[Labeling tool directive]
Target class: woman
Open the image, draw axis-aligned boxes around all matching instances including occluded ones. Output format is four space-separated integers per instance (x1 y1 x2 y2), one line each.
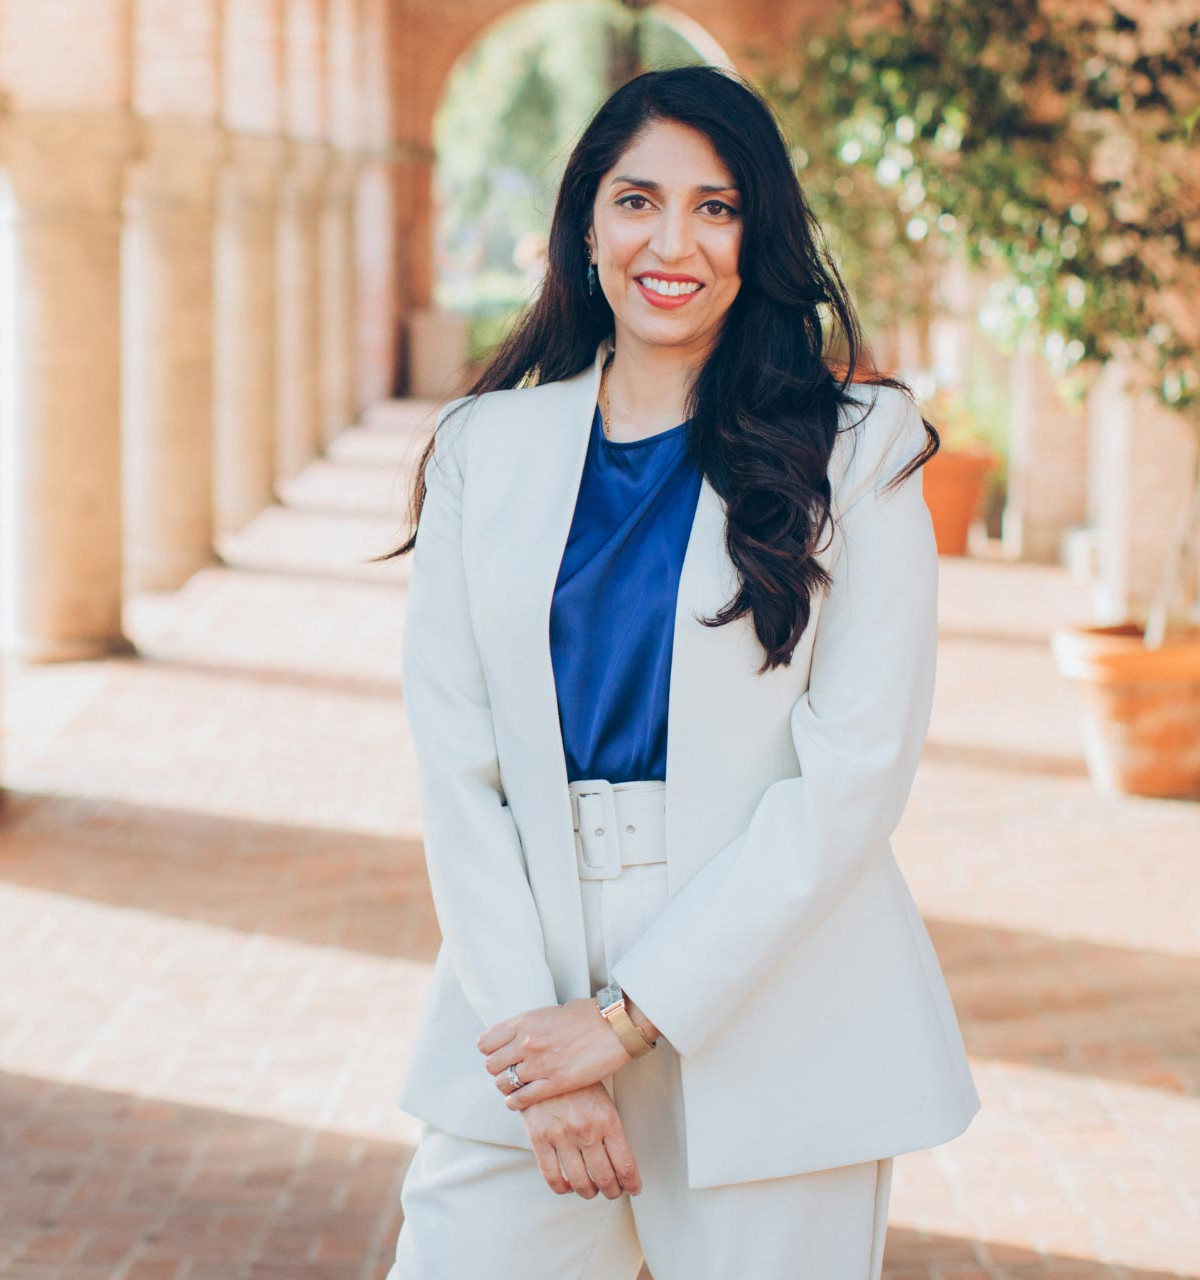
381 65 980 1279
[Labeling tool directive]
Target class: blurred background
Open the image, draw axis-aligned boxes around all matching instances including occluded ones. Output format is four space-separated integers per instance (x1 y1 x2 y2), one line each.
0 1 1197 1277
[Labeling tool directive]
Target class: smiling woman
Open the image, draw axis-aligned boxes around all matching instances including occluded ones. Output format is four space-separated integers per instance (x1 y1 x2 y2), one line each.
377 64 975 1280
583 122 743 434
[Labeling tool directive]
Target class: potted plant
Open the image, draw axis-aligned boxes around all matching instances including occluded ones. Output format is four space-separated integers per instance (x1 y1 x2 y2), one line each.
1050 623 1200 801
767 0 1200 798
1050 403 1200 800
917 386 1004 556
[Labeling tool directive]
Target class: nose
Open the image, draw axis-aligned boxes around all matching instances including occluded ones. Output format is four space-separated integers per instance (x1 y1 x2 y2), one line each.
648 203 694 264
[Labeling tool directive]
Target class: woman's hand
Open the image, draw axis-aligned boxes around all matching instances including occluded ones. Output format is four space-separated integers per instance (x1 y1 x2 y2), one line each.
518 1081 643 1198
476 995 659 1109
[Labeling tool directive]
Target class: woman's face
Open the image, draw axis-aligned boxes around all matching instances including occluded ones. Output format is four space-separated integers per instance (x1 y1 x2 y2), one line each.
584 119 743 357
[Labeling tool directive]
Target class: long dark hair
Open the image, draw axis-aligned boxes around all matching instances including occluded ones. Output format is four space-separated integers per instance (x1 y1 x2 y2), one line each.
377 64 938 673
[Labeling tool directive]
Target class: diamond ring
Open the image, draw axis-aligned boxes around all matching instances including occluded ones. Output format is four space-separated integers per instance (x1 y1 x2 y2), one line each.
504 1064 523 1090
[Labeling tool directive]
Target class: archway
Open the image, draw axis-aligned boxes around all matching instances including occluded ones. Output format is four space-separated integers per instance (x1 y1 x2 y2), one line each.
388 0 817 392
430 0 733 371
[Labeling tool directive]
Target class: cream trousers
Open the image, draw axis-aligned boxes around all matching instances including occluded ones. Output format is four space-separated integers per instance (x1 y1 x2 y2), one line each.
388 859 892 1280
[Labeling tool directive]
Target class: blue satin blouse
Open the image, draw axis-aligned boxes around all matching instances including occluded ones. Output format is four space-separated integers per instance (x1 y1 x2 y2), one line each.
549 403 703 784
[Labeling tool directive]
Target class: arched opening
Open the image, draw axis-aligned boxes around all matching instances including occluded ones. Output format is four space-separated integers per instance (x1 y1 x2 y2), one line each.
423 0 733 383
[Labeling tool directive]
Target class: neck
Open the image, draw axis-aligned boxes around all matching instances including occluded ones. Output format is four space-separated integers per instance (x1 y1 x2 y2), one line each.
604 327 709 432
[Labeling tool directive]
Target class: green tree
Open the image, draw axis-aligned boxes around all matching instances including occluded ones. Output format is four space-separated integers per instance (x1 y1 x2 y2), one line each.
765 0 1200 639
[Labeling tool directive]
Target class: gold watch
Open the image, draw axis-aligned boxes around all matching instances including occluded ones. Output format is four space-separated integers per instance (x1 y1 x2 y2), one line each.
595 980 657 1057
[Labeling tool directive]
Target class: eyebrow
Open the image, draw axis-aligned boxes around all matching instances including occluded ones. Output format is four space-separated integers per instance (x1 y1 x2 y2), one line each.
608 175 740 195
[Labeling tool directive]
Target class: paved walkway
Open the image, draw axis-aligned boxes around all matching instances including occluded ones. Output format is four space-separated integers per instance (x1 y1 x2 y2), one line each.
1 400 1197 1280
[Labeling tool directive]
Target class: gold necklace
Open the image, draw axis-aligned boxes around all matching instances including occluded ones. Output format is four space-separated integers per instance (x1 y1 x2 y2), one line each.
601 352 614 439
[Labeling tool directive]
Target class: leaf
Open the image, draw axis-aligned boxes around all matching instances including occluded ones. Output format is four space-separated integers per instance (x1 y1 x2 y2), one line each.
1185 104 1200 143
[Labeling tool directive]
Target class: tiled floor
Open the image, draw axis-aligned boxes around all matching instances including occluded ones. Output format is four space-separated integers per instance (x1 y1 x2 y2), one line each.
1 399 1197 1279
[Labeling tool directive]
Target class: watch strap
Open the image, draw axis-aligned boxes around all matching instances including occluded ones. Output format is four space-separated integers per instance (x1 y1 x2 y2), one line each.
596 981 656 1057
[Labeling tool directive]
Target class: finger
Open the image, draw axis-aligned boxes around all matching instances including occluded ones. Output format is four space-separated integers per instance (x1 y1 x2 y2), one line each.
486 1044 531 1078
555 1141 599 1199
532 1138 571 1195
476 1020 515 1054
602 1129 643 1196
494 1064 531 1095
504 1076 559 1109
579 1141 623 1200
503 1061 591 1108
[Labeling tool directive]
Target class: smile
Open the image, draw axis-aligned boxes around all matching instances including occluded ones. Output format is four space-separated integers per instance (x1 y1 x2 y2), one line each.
635 276 705 309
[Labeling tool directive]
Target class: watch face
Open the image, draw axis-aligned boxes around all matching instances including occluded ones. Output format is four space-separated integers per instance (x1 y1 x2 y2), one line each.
596 980 623 1012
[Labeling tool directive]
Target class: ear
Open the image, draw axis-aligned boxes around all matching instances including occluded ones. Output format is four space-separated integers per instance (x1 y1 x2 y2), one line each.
583 226 595 259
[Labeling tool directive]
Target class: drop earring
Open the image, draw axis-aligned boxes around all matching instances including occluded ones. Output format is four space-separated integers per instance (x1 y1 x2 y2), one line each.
586 251 597 297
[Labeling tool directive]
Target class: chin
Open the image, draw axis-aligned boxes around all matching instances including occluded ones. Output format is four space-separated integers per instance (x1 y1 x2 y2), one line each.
623 318 705 345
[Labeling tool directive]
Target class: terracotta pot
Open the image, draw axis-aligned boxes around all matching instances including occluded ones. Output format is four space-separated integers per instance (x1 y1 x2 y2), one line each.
921 447 998 556
1051 622 1200 800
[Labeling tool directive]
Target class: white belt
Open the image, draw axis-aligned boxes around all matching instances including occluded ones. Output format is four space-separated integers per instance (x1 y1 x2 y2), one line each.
568 778 667 880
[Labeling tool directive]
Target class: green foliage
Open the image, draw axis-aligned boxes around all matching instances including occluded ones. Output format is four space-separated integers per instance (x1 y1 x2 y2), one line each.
465 309 521 365
433 0 706 323
924 383 1006 458
764 0 1200 426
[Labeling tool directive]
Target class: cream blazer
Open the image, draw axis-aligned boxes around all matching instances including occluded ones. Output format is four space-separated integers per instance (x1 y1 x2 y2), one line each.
395 334 981 1190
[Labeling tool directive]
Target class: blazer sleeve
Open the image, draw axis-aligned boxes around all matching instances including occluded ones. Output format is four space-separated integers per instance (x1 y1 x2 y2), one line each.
401 398 561 1030
610 389 938 1060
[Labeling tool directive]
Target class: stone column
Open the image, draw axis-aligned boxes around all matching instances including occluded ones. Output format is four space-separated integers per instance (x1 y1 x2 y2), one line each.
1087 360 1200 623
353 150 402 406
323 0 366 427
356 0 399 403
0 109 139 660
390 145 435 395
1002 332 1089 563
276 138 326 480
318 148 360 447
213 131 285 536
123 119 225 589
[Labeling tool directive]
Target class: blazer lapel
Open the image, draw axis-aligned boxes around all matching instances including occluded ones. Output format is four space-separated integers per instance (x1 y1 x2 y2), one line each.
515 335 736 880
662 442 737 895
520 335 736 792
473 334 739 996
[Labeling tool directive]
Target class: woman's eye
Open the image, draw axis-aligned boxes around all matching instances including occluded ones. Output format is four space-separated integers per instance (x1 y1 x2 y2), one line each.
615 194 739 216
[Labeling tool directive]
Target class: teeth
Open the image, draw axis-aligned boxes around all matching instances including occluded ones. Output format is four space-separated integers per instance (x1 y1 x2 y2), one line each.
638 277 701 297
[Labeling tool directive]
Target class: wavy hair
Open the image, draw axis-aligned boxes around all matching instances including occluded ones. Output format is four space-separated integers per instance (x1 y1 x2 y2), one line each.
376 65 938 673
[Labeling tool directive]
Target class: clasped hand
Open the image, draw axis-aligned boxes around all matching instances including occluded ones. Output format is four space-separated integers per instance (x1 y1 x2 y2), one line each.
475 996 640 1111
475 997 657 1199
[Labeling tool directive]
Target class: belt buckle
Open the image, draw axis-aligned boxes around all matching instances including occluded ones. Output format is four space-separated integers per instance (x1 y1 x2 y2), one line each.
571 779 623 880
